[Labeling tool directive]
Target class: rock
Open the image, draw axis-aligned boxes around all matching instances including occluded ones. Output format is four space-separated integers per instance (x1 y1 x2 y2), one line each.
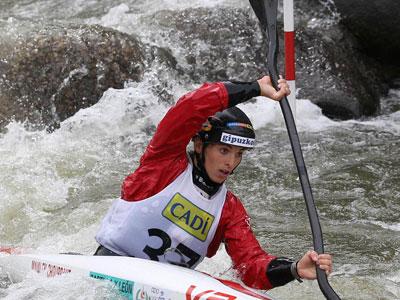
334 0 400 74
295 22 386 119
148 6 387 119
147 8 266 82
0 2 394 128
0 24 145 130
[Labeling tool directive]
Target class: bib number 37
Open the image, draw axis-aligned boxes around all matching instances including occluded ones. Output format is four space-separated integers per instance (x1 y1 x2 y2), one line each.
142 228 201 268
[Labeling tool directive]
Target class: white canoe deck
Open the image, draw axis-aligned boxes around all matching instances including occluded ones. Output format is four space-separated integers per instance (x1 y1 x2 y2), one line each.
0 249 276 300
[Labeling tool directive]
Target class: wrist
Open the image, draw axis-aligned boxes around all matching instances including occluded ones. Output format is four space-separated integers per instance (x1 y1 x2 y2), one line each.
266 257 295 287
290 260 303 283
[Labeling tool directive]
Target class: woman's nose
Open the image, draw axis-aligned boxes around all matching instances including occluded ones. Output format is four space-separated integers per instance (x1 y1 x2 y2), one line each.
225 154 236 168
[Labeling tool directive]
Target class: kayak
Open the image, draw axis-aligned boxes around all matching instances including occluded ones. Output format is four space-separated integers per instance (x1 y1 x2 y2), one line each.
0 247 277 300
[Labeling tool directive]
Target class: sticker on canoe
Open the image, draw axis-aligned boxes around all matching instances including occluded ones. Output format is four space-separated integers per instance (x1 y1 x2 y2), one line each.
90 271 134 300
31 260 71 277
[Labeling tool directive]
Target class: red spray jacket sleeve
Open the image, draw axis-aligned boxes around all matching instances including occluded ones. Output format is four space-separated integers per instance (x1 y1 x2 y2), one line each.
122 82 229 201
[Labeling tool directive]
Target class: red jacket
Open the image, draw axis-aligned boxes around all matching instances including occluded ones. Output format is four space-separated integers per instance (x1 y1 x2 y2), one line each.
121 82 276 290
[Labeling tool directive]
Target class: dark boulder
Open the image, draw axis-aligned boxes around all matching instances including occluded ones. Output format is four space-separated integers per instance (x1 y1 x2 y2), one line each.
334 0 400 76
295 21 386 119
0 24 145 130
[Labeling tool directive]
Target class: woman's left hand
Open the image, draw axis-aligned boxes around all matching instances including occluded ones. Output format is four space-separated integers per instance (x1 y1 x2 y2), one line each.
296 250 333 280
257 75 291 101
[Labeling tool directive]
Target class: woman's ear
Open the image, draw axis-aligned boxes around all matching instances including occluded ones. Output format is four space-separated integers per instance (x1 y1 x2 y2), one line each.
193 137 203 154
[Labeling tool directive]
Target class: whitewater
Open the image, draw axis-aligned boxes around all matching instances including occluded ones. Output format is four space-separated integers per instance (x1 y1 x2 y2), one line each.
0 1 399 299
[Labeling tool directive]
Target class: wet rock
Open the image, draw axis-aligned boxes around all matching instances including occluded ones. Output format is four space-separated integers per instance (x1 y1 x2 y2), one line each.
0 24 145 130
148 6 387 119
145 45 180 106
0 2 394 127
295 22 386 119
147 8 266 83
334 0 400 75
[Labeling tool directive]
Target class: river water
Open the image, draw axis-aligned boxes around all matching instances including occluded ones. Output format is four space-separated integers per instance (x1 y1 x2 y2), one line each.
0 1 399 299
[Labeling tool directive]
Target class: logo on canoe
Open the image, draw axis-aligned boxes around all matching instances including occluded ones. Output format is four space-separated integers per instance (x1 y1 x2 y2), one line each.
186 285 237 300
31 260 71 278
135 287 173 300
135 288 150 300
162 193 215 241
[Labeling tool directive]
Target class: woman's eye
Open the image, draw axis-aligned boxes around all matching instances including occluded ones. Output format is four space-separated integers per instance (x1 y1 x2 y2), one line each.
220 148 228 154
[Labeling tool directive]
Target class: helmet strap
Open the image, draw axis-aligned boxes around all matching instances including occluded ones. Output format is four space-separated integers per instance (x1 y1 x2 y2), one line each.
191 145 222 198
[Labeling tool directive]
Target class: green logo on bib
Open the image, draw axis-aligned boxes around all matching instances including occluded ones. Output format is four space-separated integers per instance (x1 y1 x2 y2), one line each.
162 193 215 241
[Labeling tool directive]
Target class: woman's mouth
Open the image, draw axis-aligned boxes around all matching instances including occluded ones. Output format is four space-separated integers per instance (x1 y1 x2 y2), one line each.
219 169 230 177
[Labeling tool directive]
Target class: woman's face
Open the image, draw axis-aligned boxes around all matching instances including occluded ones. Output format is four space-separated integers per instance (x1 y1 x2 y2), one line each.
201 143 245 183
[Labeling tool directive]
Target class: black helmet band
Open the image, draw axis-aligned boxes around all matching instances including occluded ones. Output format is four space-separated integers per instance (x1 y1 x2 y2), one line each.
199 107 256 149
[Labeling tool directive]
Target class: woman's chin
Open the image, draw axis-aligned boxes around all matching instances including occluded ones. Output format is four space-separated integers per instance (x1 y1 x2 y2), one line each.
211 174 228 184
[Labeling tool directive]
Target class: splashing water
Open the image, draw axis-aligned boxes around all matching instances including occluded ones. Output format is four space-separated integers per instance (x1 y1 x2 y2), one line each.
0 1 399 299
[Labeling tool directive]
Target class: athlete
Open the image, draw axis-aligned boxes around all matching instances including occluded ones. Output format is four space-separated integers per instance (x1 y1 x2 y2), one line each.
94 76 333 289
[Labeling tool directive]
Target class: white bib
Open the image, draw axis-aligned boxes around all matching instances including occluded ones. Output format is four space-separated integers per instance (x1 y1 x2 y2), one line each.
95 163 227 268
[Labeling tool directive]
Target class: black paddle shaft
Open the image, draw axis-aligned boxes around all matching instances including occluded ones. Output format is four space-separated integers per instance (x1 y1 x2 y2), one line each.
249 0 341 299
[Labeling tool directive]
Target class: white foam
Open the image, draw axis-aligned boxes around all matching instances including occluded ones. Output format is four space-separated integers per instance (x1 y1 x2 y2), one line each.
197 246 237 279
368 220 400 232
239 97 338 132
85 0 248 34
0 78 172 250
343 111 400 136
1 269 123 299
